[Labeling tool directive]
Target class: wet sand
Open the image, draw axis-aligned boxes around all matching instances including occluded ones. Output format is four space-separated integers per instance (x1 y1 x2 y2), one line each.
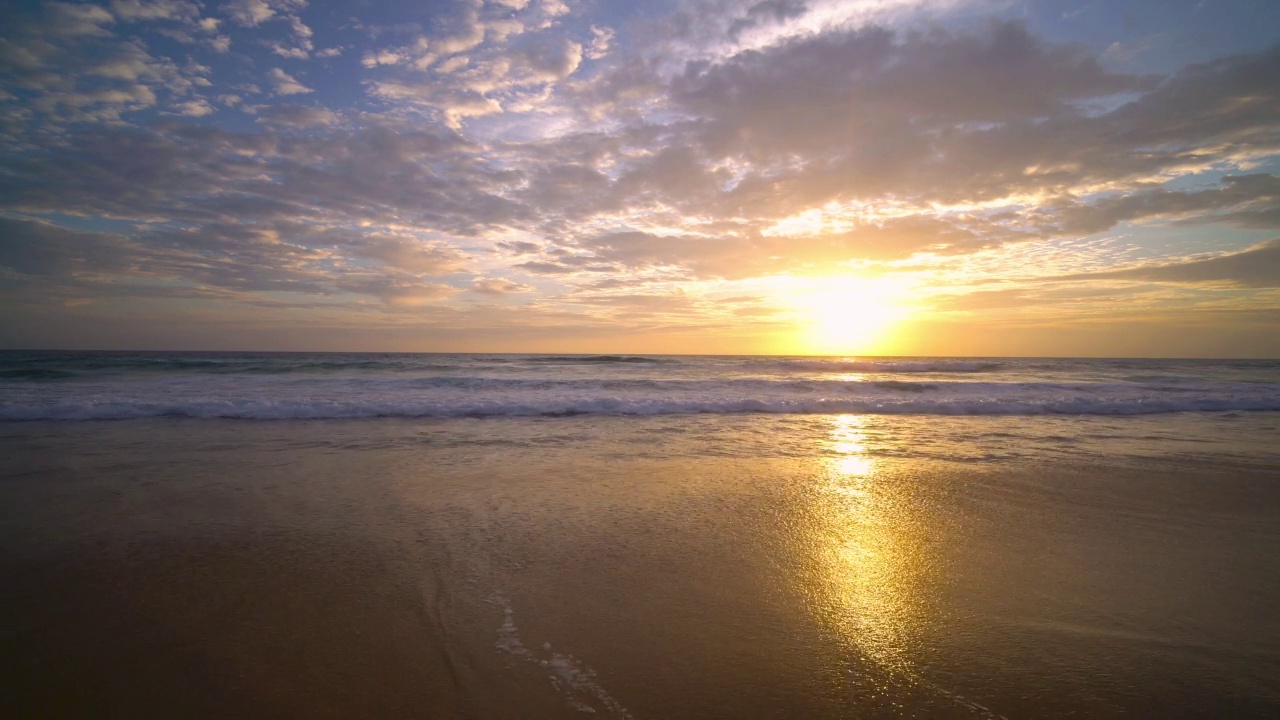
4 416 1280 718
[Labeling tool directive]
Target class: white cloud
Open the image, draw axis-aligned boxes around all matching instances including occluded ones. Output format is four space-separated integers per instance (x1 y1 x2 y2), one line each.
370 80 503 128
362 49 408 68
436 56 470 73
172 98 215 116
47 2 116 37
473 277 534 294
267 68 313 95
109 0 201 23
224 0 307 27
540 0 570 18
586 25 614 60
272 44 311 59
225 0 275 26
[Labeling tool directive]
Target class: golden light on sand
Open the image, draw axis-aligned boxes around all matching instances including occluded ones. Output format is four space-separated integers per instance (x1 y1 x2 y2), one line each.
792 277 910 355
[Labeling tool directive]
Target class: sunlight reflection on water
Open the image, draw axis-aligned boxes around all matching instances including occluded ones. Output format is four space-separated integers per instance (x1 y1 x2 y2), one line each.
814 414 928 682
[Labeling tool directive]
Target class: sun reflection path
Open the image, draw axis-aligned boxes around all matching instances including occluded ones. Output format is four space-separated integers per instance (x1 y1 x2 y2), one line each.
813 415 1006 718
817 414 921 676
829 413 876 480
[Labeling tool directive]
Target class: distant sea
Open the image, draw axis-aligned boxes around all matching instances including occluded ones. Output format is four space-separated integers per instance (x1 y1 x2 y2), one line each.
4 351 1280 717
3 350 1280 420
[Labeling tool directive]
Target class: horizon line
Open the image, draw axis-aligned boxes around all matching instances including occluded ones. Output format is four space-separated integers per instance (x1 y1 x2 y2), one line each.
2 348 1277 362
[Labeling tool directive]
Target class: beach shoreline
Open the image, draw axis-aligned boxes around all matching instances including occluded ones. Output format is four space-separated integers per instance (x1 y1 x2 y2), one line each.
4 416 1279 718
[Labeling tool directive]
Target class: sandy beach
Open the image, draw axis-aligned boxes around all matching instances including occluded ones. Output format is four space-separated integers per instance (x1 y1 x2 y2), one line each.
5 412 1280 718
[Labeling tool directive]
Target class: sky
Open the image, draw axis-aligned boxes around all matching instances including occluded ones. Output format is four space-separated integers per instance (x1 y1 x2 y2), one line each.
0 0 1278 356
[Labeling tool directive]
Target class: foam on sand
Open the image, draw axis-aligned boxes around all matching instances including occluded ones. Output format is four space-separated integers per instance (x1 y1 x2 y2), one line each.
492 594 631 718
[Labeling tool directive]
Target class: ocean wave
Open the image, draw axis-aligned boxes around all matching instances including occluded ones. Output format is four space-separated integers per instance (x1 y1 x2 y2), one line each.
0 357 465 378
872 381 938 392
0 375 1192 394
4 395 1279 421
522 355 669 364
0 368 78 380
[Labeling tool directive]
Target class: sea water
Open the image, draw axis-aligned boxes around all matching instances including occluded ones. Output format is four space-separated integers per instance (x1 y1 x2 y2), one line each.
3 351 1279 420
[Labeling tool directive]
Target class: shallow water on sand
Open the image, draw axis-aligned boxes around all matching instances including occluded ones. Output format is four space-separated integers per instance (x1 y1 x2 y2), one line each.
3 413 1280 718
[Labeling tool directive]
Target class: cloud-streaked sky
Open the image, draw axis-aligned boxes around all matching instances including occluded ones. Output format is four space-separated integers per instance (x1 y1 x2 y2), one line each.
1 0 1278 356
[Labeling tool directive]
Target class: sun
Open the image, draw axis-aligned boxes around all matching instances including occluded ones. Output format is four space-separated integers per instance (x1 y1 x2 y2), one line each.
793 277 909 355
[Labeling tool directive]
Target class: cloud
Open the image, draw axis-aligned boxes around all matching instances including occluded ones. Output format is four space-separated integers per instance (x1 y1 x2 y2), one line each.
253 103 338 127
515 260 584 275
382 285 459 309
0 215 471 309
671 20 1151 180
531 19 1205 253
109 0 202 24
539 0 570 19
1046 174 1280 235
267 68 313 95
359 0 594 129
46 2 116 37
539 23 1276 264
271 44 311 59
0 119 524 238
0 217 130 276
586 25 614 60
224 0 305 27
362 49 409 68
504 36 583 86
172 98 215 116
2 2 1279 351
0 7 218 133
349 235 469 274
577 231 742 275
1053 240 1280 288
225 0 275 27
473 277 534 294
728 0 808 42
562 291 698 315
371 81 504 128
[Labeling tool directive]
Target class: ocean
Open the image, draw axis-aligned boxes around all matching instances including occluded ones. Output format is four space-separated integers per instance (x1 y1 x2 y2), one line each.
4 352 1280 420
3 352 1280 717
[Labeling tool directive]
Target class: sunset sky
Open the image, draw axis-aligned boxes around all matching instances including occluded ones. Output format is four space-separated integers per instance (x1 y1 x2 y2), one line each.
1 0 1278 356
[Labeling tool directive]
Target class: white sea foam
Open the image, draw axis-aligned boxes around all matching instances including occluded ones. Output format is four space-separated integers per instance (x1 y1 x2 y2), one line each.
491 594 631 718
